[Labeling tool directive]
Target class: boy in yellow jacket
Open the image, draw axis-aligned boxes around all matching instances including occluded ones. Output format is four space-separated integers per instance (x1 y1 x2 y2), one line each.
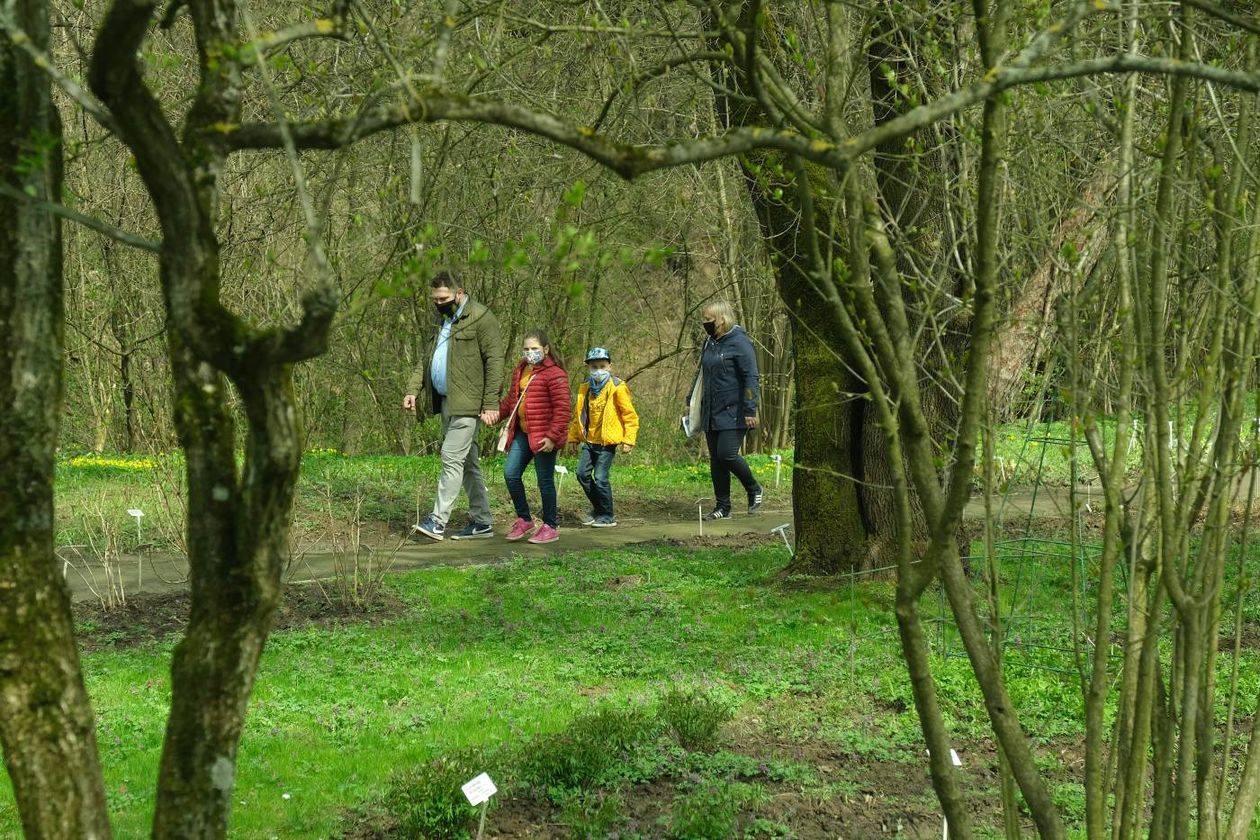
567 347 639 527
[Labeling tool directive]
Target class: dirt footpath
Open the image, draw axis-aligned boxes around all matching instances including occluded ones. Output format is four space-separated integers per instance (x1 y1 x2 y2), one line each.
63 486 1091 605
63 506 798 604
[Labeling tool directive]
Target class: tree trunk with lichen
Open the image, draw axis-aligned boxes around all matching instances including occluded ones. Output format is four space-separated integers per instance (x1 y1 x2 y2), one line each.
0 0 114 836
708 6 889 574
90 1 337 835
745 163 878 573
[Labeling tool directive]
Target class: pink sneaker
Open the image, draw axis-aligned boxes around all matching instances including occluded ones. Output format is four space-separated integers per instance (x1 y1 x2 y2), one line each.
505 517 536 542
527 524 559 544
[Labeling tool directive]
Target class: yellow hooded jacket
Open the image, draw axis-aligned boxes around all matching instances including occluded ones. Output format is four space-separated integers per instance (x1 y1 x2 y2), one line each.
567 377 639 446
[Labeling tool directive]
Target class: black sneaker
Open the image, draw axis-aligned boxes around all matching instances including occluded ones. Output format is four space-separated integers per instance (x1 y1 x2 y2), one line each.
748 489 764 514
705 509 731 521
450 521 493 540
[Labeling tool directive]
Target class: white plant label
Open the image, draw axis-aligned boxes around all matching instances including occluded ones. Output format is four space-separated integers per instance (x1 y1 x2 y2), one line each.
926 748 963 767
127 509 144 518
462 772 497 806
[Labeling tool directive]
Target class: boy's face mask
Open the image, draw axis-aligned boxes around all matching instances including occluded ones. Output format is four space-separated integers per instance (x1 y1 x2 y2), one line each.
589 368 611 385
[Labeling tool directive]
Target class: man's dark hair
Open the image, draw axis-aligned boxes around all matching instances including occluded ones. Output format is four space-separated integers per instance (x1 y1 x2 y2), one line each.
430 270 462 292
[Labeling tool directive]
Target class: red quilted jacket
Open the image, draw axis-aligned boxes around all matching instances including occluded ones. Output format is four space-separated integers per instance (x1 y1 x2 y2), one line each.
497 356 572 453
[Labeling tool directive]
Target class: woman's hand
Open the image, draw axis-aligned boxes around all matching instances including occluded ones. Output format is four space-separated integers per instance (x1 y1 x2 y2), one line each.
744 416 759 428
538 437 557 453
479 409 501 425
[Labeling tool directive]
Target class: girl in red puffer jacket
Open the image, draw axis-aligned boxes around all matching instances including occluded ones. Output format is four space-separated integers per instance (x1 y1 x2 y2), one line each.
493 329 572 544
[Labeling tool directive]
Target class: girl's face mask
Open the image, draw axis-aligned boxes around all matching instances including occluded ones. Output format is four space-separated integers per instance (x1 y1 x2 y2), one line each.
523 348 545 366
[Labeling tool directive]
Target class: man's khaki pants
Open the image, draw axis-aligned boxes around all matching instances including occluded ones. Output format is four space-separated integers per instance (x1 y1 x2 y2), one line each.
431 403 492 527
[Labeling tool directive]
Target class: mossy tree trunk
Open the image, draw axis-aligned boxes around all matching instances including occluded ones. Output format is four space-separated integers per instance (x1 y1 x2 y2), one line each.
90 1 337 835
708 6 888 574
0 0 113 835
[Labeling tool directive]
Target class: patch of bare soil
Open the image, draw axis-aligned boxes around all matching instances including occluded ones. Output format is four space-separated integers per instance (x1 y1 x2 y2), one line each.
73 586 408 653
474 733 1024 840
1219 621 1260 651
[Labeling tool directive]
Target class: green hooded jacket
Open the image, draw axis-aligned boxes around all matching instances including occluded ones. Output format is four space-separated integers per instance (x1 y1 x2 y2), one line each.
406 298 505 418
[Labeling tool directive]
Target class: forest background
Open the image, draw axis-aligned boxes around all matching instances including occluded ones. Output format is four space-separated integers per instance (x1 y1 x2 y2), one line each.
9 0 1260 838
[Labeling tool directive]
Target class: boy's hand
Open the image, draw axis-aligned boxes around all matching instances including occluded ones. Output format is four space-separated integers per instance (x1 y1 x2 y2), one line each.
620 444 634 454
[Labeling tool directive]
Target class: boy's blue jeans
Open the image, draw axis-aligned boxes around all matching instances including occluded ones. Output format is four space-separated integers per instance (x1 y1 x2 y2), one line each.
576 443 617 517
504 433 558 527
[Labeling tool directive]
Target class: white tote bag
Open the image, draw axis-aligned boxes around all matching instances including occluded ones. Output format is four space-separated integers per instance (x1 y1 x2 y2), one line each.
497 381 529 453
682 369 704 438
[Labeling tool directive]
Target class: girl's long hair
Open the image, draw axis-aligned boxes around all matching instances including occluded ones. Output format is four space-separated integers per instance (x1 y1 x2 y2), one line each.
523 328 565 370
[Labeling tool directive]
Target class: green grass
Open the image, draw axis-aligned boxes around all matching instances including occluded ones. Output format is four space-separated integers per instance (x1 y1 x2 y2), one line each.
52 448 796 551
2 543 1258 836
56 405 1241 552
55 406 1223 555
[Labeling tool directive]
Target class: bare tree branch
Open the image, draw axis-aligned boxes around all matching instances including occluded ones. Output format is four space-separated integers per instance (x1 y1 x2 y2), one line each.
224 50 1260 180
0 10 118 134
592 50 731 130
1183 0 1260 37
0 182 160 252
241 15 349 63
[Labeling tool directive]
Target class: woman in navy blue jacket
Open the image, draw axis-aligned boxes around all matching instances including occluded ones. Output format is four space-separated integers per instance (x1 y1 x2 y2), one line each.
697 301 764 519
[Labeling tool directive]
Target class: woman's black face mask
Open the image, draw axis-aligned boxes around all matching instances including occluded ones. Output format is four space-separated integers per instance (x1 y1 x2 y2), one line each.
702 320 717 338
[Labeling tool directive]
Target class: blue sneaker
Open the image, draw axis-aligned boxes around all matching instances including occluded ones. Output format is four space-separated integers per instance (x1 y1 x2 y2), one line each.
411 515 445 542
450 521 493 540
580 510 596 526
592 515 617 528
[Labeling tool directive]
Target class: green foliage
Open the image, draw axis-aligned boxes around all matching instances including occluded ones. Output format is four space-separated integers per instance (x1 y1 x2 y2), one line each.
559 788 629 839
667 779 760 840
516 705 658 794
15 540 1255 836
658 686 733 753
381 750 486 840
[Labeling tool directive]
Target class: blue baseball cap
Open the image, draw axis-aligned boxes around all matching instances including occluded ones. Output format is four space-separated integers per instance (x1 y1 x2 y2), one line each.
585 347 611 363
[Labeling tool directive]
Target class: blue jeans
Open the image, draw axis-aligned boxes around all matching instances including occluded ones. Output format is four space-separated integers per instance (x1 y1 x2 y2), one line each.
577 443 617 517
503 433 558 527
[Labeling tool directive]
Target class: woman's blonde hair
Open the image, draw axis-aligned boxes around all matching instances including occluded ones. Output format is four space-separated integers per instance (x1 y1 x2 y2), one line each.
702 300 737 335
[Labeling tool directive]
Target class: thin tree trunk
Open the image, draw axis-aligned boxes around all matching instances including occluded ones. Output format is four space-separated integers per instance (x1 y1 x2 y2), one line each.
90 1 337 835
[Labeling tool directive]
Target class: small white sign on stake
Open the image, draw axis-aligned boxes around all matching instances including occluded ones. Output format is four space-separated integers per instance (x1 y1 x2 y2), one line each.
925 748 964 840
462 772 497 807
127 508 145 549
462 772 497 840
771 523 792 555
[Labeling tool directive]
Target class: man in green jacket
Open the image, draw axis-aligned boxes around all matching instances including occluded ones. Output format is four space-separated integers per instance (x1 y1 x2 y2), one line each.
403 271 505 541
